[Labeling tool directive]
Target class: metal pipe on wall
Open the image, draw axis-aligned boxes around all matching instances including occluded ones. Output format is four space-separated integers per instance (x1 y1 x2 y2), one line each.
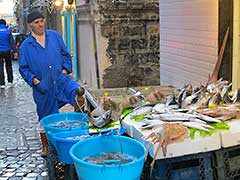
72 9 78 80
62 8 78 80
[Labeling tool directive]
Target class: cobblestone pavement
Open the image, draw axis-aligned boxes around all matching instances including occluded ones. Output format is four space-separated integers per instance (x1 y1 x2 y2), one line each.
0 61 49 180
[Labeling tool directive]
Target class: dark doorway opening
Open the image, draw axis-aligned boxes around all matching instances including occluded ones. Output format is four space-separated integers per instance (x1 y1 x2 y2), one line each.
218 0 233 82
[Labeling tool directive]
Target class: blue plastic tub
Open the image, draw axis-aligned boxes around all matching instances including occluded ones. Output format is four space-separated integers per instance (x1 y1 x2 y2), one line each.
70 135 146 180
53 130 90 164
40 112 89 148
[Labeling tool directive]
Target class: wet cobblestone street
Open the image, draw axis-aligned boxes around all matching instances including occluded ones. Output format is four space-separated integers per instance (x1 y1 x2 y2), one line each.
0 61 48 179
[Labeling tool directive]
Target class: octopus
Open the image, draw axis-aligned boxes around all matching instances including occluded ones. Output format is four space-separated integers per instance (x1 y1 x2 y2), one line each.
143 123 189 177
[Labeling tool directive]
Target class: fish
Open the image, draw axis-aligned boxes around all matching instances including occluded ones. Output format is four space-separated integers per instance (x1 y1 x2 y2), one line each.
130 104 153 116
181 89 202 109
177 122 211 132
166 94 179 106
187 93 212 110
128 88 146 101
145 89 165 104
208 92 222 106
231 89 240 103
140 119 166 129
102 96 122 120
207 78 228 94
195 113 221 123
176 83 193 104
158 112 199 119
220 83 233 104
143 123 189 177
198 103 240 120
189 118 207 124
216 114 236 121
89 110 112 128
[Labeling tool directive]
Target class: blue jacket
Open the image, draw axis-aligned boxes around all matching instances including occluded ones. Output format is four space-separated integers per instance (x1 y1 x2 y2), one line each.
0 24 16 52
19 30 79 120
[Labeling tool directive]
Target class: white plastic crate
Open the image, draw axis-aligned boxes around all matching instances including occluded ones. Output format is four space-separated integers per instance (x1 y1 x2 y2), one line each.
122 115 221 160
220 119 240 148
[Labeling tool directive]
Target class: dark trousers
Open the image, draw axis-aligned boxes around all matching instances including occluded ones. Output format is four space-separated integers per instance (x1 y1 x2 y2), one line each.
0 51 13 85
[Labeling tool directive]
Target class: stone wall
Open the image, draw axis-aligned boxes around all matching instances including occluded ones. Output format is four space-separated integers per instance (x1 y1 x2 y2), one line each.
76 0 160 88
97 0 160 88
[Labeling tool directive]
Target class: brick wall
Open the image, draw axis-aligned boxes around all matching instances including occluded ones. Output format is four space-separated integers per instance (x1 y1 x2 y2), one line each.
99 1 160 88
77 0 160 88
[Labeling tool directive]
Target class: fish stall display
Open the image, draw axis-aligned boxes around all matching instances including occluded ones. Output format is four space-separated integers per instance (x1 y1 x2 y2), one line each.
87 79 240 132
110 79 240 174
83 79 240 164
81 79 240 178
84 85 175 133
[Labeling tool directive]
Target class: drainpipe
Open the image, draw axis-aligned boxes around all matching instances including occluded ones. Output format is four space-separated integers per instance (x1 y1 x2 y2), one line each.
66 10 71 51
61 3 78 80
72 9 78 80
90 6 100 89
63 11 68 44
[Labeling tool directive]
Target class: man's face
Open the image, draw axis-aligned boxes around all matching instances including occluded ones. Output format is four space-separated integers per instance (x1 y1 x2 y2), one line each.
29 18 45 35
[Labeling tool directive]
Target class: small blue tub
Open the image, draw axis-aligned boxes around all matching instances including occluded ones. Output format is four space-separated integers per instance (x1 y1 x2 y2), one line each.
70 135 146 180
40 112 89 148
53 130 90 164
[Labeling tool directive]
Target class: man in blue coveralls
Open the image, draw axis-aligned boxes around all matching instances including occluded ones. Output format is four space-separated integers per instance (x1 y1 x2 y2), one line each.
19 11 85 157
0 19 17 88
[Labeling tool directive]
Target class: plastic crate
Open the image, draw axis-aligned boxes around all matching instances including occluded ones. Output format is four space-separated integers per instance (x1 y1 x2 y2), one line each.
46 143 78 180
141 152 214 180
213 145 240 180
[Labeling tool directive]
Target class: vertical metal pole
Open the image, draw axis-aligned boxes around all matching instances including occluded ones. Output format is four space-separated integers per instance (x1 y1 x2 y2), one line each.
72 9 78 80
63 11 68 46
66 10 71 52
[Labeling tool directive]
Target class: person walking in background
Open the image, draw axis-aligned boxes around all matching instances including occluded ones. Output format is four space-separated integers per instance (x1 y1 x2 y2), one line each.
19 10 85 157
0 19 17 88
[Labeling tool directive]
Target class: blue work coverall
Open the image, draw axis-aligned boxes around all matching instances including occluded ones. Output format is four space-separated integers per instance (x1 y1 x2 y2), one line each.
0 24 16 86
19 30 79 120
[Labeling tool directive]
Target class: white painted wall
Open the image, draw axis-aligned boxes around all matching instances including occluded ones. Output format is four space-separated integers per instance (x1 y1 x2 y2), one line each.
77 6 98 88
159 0 218 88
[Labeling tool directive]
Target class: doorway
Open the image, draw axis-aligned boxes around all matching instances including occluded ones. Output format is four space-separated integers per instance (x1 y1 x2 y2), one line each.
218 0 233 82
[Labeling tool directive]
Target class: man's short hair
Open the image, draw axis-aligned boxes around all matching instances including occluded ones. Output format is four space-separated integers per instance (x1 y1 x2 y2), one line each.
0 19 6 25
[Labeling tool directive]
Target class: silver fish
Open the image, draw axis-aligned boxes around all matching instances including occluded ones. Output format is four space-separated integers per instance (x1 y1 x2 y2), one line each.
89 110 112 128
131 105 153 116
189 118 207 124
177 84 193 104
166 94 179 106
231 89 240 103
208 92 222 105
181 89 202 109
159 112 199 118
177 122 211 132
187 94 212 110
194 112 221 123
152 103 168 113
141 120 165 129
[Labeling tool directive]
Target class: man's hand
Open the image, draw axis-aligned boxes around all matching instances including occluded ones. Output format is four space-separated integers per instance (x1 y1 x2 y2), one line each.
32 77 40 85
62 69 68 74
13 52 18 59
